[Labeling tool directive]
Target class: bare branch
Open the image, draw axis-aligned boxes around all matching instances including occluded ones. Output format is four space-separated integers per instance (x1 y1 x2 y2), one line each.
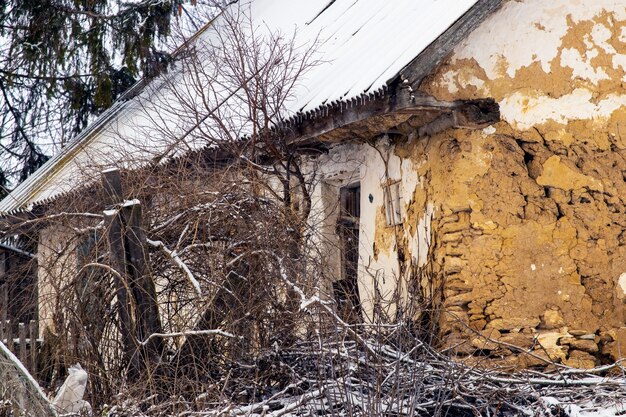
139 329 237 346
147 238 202 296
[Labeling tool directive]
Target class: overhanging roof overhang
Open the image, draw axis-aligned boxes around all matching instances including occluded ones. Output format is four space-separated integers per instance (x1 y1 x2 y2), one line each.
282 85 499 147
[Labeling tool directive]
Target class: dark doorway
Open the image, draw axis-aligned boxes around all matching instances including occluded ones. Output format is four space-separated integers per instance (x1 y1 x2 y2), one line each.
334 184 362 322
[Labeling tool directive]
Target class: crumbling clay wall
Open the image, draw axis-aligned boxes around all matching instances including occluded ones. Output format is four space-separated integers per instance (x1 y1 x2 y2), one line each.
409 0 626 368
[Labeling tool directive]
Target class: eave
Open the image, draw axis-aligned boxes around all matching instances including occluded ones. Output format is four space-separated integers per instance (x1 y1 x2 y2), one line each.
282 84 500 148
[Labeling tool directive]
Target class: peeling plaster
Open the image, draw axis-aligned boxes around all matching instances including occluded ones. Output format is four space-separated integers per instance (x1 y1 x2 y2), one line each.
560 47 609 83
418 0 626 366
499 88 626 131
620 26 626 42
452 0 626 80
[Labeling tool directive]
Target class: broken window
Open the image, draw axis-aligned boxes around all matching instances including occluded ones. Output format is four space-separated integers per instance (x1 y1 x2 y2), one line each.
383 181 402 226
335 184 361 322
340 184 360 219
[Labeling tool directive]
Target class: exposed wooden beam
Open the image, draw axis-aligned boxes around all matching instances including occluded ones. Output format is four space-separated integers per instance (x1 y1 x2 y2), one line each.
418 98 500 137
284 86 444 144
283 84 500 146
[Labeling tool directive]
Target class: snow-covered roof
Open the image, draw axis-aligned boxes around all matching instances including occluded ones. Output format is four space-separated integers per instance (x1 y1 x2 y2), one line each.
257 0 478 113
0 0 497 215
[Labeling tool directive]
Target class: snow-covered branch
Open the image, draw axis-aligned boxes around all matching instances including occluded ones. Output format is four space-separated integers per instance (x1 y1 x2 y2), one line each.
147 238 202 296
0 341 57 417
14 212 103 228
139 329 237 346
236 248 379 358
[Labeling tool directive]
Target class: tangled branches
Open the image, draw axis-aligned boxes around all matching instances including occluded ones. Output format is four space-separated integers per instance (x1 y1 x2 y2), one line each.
104 323 626 417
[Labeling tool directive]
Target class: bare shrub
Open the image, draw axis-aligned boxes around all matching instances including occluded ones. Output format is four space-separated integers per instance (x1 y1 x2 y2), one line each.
0 5 324 406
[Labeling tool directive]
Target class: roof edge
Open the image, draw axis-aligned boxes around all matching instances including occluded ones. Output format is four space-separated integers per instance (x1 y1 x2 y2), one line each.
0 5 234 215
389 0 503 89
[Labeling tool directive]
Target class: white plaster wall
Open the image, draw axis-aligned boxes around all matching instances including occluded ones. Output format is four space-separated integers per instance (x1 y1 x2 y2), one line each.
37 226 79 337
358 141 402 320
434 0 626 133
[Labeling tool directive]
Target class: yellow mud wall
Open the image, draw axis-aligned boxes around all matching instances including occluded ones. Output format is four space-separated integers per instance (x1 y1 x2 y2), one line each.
409 0 626 367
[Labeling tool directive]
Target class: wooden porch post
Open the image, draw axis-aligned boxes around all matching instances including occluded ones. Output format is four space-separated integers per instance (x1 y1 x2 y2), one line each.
101 168 163 380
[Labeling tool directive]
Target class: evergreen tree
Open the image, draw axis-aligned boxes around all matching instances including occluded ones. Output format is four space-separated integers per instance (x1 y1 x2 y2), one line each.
0 0 211 198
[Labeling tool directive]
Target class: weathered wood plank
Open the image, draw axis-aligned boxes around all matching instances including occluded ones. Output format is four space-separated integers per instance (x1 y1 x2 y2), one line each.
285 93 499 147
0 283 7 323
18 323 26 365
29 320 37 376
102 169 163 379
104 209 139 379
6 320 13 352
101 168 124 206
122 202 163 359
284 88 449 145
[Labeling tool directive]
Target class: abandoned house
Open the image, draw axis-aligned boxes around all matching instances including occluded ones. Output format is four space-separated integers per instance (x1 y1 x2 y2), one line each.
2 0 626 371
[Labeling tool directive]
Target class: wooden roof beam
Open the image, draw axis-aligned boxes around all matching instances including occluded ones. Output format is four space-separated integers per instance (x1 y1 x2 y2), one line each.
283 83 500 145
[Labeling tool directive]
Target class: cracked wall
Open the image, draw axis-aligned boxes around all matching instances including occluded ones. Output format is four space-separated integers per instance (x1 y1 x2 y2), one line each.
410 0 626 368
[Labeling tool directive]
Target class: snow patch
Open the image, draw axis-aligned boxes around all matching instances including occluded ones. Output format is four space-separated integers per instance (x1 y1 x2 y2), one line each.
618 272 626 298
122 199 141 207
482 125 496 135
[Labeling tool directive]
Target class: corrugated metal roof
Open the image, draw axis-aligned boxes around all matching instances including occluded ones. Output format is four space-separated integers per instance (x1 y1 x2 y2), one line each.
0 0 483 214
257 0 478 113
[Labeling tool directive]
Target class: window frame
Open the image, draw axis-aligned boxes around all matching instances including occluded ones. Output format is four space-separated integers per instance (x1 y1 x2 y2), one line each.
383 181 402 227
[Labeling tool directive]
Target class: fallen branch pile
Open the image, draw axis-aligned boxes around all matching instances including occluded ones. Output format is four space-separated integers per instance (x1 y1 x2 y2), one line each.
104 327 626 417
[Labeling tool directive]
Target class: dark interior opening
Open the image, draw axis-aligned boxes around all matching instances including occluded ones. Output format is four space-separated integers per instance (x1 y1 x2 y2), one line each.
335 184 362 323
